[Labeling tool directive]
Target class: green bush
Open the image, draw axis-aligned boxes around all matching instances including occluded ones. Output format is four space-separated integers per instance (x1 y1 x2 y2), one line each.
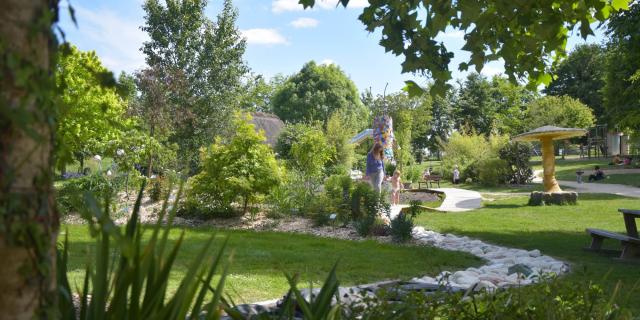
148 176 169 203
390 200 421 242
499 141 534 184
441 132 509 185
185 113 282 217
56 174 115 214
477 158 510 186
401 165 422 184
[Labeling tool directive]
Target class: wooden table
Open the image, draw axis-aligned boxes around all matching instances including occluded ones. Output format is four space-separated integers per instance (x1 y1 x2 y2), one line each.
619 209 640 238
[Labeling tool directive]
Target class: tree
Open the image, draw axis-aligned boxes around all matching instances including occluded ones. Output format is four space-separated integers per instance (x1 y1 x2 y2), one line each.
291 127 335 197
1 1 59 317
271 61 367 126
188 113 282 215
427 93 454 158
300 0 629 94
491 77 538 136
131 66 174 176
142 0 248 173
603 0 640 130
545 44 607 122
55 45 133 172
453 73 498 135
239 73 283 113
525 96 595 130
326 111 356 173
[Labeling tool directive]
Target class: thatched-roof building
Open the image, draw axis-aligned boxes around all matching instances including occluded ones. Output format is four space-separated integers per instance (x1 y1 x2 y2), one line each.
250 112 284 147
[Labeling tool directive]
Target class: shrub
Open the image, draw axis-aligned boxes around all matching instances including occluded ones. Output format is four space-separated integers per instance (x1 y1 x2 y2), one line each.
325 174 353 203
441 132 509 185
352 182 390 237
401 165 422 184
477 158 510 186
56 174 115 214
326 111 356 173
499 141 534 184
185 113 282 217
148 176 168 202
390 200 421 242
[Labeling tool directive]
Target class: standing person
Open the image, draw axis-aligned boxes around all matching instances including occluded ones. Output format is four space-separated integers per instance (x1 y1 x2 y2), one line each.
390 169 402 205
452 165 460 184
365 143 385 193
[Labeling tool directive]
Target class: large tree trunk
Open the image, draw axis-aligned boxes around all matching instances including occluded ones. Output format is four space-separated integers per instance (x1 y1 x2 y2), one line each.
0 1 58 319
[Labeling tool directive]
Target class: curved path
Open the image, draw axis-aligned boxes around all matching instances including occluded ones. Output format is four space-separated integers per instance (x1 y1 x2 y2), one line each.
432 187 483 212
532 170 640 198
390 187 483 218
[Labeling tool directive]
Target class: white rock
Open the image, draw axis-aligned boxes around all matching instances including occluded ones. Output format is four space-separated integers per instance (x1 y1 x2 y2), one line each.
528 249 541 257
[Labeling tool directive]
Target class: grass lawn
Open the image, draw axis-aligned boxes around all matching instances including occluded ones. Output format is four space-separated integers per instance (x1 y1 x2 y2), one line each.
61 224 482 302
414 193 640 312
532 157 640 187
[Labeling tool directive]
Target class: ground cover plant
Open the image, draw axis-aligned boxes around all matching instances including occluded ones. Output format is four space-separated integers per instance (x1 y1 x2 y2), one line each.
414 193 640 313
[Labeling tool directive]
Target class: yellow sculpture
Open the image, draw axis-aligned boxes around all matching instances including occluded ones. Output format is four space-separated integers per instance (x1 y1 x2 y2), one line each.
513 126 587 193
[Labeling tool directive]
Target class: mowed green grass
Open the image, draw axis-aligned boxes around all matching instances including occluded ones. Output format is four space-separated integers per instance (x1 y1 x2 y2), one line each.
532 157 640 187
61 225 482 302
414 193 640 312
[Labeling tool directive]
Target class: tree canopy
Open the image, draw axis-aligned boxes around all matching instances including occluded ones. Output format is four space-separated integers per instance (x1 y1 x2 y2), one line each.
271 61 367 126
525 95 595 130
142 0 247 173
300 0 630 95
603 0 640 130
55 45 133 170
545 44 607 122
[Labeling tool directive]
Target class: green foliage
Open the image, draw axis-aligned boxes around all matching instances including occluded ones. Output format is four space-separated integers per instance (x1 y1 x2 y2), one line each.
55 45 134 170
390 200 421 243
56 174 115 215
291 125 334 182
351 182 390 237
453 73 537 136
185 113 282 217
604 1 640 130
300 0 628 94
545 44 607 122
271 61 367 126
441 132 508 185
148 177 168 203
402 165 422 184
238 73 283 113
345 276 631 319
499 142 534 185
142 0 248 173
57 185 235 319
275 122 320 160
325 111 356 174
525 95 595 130
477 158 510 186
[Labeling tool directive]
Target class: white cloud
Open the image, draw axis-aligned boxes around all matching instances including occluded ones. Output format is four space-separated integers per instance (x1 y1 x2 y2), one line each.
320 59 335 65
272 0 368 13
241 29 289 45
73 5 147 73
290 17 319 28
442 30 464 39
480 65 505 77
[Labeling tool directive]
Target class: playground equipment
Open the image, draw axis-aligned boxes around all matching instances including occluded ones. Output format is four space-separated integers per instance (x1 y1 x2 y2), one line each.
350 116 396 161
586 124 608 158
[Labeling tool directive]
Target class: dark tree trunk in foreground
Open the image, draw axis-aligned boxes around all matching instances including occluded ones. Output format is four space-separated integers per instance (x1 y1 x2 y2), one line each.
0 0 58 318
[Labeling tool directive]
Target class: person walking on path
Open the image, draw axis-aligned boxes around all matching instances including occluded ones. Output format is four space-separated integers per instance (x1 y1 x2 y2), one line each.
453 165 460 184
365 143 385 193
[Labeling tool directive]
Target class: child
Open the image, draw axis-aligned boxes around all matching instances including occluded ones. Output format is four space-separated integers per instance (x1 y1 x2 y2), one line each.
453 165 460 184
390 169 402 205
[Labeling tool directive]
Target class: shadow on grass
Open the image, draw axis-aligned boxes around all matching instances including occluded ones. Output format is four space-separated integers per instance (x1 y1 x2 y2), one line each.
483 203 527 209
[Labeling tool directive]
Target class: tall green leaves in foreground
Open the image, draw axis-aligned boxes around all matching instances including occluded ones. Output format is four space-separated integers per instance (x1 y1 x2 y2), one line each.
56 183 232 319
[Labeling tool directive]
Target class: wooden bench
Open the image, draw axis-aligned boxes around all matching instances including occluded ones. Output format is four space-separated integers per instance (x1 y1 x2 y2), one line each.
418 175 441 189
585 228 640 259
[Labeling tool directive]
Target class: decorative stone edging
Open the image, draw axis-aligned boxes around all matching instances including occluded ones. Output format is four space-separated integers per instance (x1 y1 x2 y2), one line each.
410 226 569 290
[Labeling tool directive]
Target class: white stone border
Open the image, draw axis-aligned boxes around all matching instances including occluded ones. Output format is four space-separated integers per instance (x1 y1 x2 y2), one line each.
411 226 569 290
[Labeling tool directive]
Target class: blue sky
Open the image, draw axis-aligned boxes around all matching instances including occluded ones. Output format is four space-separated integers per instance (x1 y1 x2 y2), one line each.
59 0 607 95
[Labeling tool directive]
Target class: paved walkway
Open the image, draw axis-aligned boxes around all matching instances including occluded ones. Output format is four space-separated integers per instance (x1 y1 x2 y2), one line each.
533 170 640 198
432 188 483 212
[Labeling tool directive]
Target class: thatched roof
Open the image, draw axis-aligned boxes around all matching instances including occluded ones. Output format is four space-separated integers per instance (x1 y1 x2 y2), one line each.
250 112 284 147
513 125 587 142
